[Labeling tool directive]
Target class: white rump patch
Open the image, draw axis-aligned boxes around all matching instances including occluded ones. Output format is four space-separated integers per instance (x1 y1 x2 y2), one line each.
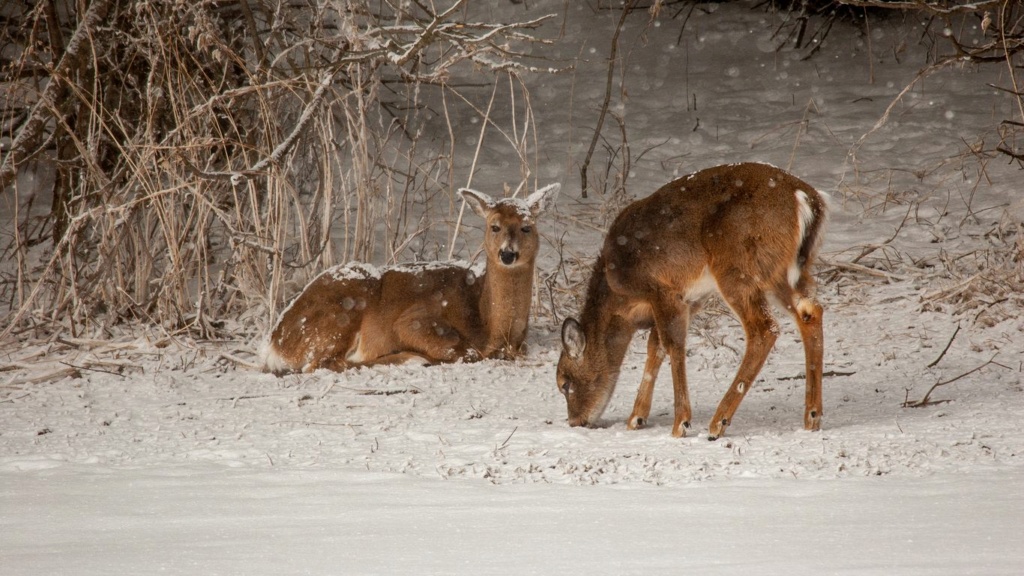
790 190 816 288
795 190 814 246
260 339 292 373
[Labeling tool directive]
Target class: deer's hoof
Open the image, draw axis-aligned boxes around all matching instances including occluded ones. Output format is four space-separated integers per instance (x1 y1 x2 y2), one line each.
627 415 645 430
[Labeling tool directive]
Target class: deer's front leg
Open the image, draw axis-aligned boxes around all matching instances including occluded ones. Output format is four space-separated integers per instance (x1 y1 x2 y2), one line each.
627 328 665 430
394 313 480 364
652 296 692 438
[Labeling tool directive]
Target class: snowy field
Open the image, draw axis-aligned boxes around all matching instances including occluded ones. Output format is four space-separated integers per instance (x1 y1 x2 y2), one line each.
2 1 1023 574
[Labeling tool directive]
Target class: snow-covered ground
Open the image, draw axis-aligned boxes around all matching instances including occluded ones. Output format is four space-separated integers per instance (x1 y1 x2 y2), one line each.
2 1 1023 574
4 465 1020 574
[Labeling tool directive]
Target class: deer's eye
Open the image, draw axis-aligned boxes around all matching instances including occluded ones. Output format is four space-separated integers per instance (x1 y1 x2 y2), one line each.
491 225 501 233
559 379 574 396
521 226 533 234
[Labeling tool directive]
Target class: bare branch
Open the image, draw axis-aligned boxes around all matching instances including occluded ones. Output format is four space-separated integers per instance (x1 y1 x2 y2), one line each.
580 0 641 199
904 354 1009 408
229 71 335 186
0 0 114 191
835 1 1002 15
1 0 560 340
926 323 961 369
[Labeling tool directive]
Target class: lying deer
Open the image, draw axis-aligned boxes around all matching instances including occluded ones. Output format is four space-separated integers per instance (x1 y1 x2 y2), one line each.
556 162 828 439
264 183 560 373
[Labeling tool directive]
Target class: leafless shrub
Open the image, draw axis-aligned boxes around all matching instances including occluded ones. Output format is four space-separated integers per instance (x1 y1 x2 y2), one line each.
835 1 1023 163
921 217 1023 324
1 0 557 344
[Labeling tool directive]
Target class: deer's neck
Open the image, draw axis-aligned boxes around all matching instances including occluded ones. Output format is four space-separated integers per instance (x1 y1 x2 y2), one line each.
478 260 535 357
580 254 633 378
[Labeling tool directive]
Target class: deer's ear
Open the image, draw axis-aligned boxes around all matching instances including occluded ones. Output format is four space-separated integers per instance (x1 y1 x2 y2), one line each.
526 183 560 218
458 188 494 219
561 317 586 360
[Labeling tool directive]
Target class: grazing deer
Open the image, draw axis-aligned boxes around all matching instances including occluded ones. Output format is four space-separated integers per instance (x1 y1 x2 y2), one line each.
264 183 560 373
556 162 827 439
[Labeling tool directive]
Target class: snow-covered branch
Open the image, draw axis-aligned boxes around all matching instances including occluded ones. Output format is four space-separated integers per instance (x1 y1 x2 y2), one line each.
0 0 114 192
835 1 1002 16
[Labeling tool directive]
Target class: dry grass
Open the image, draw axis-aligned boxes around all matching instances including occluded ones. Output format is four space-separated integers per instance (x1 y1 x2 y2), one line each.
1 0 557 345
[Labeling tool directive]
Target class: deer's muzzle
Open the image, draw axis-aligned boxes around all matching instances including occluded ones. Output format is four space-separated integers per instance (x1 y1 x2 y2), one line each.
499 249 518 265
567 415 588 428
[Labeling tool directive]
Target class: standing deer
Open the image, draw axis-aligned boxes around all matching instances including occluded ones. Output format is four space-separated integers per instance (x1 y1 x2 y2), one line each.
264 183 559 373
556 162 827 439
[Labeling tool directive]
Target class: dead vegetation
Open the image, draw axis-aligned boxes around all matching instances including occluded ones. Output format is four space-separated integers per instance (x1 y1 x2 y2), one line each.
1 0 1021 368
1 0 557 345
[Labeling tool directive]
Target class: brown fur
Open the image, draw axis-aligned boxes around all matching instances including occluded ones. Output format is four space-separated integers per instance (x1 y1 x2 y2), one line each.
265 184 559 373
556 163 827 438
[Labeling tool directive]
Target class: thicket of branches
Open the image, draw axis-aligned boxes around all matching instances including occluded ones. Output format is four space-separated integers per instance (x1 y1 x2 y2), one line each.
0 0 554 341
574 1 1023 206
835 0 1023 160
1 0 1021 347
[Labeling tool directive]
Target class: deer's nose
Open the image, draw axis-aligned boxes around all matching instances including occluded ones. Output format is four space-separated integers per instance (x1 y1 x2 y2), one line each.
567 415 587 428
499 250 518 265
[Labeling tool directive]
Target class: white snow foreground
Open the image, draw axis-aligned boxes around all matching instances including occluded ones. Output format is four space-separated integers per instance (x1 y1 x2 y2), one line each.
2 312 1022 574
2 464 1021 575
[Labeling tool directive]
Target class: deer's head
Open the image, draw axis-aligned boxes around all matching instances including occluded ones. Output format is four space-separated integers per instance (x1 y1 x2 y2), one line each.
556 317 616 427
458 183 559 268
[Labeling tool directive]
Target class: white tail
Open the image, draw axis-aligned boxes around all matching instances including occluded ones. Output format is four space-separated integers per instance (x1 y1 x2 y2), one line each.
556 163 827 439
265 183 560 373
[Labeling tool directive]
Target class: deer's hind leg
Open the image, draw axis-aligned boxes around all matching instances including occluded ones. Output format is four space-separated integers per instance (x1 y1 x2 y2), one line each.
785 290 824 431
301 317 367 372
269 304 363 373
708 289 778 440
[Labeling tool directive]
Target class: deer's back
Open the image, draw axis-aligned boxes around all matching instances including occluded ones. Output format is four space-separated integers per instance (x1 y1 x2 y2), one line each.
268 261 486 370
602 162 822 299
371 262 485 325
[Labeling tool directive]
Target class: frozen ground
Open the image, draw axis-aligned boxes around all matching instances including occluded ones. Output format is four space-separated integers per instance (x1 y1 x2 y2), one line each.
2 1 1023 574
